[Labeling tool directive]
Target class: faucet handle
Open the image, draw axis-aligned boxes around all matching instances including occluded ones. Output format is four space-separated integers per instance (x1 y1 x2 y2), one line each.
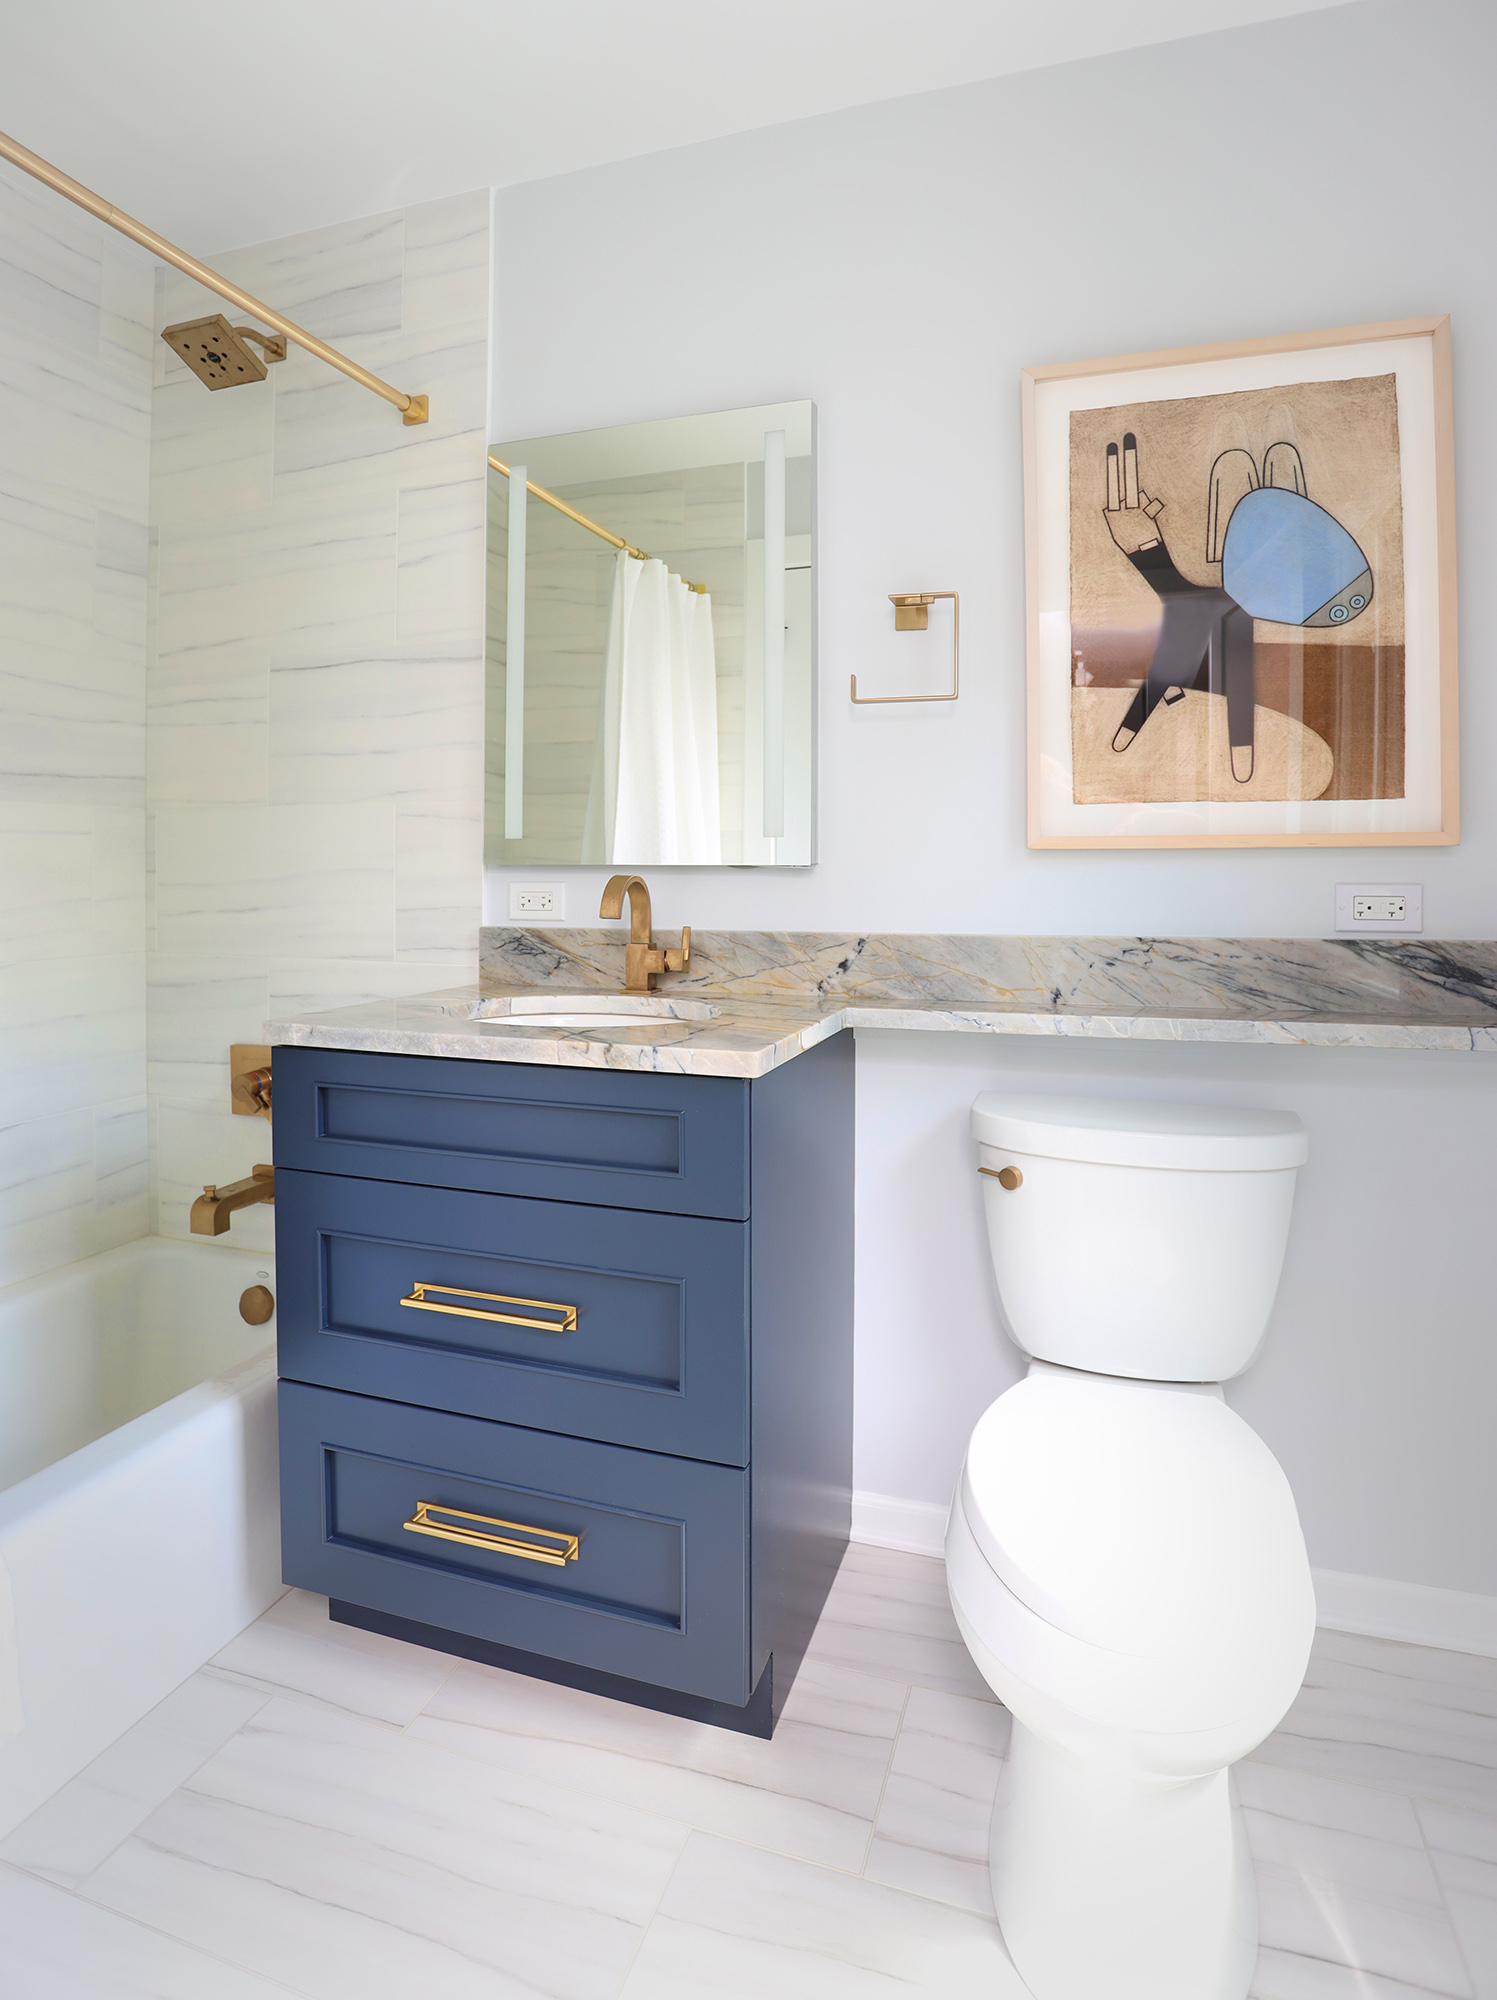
663 926 692 974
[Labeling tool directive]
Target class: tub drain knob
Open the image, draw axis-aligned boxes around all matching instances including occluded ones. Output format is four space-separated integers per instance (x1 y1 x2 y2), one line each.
239 1284 274 1326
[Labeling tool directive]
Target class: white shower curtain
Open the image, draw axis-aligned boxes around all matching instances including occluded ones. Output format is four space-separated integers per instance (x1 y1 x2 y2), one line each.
583 550 722 864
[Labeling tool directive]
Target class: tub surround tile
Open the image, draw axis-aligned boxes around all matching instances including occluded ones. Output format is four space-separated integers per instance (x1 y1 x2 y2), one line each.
148 637 270 805
0 1672 269 1889
410 1652 905 1873
204 1587 459 1729
0 1863 295 2000
615 1830 1026 1999
864 1687 1011 1914
85 1695 689 2000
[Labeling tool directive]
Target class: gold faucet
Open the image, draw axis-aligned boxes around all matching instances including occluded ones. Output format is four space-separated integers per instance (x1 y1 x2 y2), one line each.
190 1164 275 1236
599 874 691 994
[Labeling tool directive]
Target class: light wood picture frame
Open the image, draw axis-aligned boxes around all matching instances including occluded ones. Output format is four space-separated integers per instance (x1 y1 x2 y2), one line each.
1023 315 1458 849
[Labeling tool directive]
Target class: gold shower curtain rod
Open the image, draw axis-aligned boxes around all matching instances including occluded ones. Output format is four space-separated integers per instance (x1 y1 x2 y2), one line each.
489 455 706 592
0 127 428 424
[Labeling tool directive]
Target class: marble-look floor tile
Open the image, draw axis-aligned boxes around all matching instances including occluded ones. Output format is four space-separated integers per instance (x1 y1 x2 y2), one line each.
0 1862 296 1999
1418 1799 1497 1998
1251 1945 1472 1999
864 1685 1010 1913
1237 1759 1472 1995
410 1651 904 1873
0 1670 268 1889
86 1696 689 2000
1259 1629 1497 1814
805 1541 997 1701
617 1829 1029 1999
204 1588 456 1729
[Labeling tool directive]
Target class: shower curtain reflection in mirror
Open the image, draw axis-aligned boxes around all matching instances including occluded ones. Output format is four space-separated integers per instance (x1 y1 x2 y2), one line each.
583 551 721 864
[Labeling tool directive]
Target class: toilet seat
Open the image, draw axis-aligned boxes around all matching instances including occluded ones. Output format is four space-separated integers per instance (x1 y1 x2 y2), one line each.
951 1367 1316 1754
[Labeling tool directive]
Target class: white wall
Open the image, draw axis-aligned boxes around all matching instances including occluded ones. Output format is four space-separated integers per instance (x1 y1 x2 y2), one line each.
145 192 490 1252
487 0 1495 942
485 0 1497 1601
0 160 154 1287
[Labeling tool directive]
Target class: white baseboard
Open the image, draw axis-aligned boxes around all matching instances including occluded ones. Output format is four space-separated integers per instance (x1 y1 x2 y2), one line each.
1310 1566 1497 1659
850 1490 1497 1659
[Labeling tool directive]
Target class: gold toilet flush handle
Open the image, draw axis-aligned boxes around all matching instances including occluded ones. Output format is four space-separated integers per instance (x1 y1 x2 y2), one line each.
979 1165 1024 1191
399 1281 578 1333
403 1501 579 1566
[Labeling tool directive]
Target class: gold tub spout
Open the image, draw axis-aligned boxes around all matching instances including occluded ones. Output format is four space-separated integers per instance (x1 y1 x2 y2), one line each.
190 1164 275 1237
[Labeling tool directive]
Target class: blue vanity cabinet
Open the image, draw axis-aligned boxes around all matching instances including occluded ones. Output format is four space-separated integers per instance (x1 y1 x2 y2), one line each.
272 1030 854 1737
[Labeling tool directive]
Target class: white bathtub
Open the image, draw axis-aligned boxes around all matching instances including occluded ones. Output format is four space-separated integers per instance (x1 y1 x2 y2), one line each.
0 1236 282 1836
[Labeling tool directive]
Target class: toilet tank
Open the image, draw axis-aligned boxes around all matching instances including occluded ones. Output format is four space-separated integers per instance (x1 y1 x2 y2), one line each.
971 1093 1308 1382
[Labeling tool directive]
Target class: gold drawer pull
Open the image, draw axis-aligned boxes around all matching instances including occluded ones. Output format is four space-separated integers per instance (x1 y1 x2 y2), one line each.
399 1281 578 1333
403 1500 579 1565
979 1165 1023 1190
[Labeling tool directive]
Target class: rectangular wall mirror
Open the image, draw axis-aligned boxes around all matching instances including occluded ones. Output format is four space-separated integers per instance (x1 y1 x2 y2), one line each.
485 400 816 868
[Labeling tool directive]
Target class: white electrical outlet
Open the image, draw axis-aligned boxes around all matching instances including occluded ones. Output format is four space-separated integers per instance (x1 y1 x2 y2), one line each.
1335 883 1422 934
508 881 565 922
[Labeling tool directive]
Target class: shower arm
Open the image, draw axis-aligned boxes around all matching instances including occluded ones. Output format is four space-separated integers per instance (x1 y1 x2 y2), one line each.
0 127 428 425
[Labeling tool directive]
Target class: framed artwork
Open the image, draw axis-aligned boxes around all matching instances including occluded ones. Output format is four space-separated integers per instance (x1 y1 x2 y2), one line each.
1022 315 1457 848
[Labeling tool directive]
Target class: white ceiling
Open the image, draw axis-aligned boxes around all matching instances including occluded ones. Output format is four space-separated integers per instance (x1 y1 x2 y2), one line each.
2 0 1347 251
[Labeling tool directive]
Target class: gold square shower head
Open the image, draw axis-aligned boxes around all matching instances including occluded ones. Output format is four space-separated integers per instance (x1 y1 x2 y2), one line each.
161 313 286 389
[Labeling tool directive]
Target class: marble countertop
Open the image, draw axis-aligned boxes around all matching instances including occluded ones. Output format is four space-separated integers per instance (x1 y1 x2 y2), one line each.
266 983 1497 1079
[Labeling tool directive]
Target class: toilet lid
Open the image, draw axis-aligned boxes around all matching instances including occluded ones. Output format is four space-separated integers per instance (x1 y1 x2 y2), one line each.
970 1092 1308 1172
961 1369 1310 1661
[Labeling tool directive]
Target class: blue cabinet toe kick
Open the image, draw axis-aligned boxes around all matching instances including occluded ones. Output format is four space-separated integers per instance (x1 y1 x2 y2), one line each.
330 1599 775 1738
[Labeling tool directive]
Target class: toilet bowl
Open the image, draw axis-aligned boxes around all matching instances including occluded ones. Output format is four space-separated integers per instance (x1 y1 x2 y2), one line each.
948 1093 1315 2000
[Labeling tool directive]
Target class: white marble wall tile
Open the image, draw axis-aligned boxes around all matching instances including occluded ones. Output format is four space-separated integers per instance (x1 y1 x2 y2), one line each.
149 366 275 530
0 644 145 795
0 1107 96 1288
267 648 480 804
148 956 271 1109
266 955 475 1018
154 491 397 662
94 1096 149 1250
0 802 93 967
0 470 95 648
0 1863 293 2000
617 1829 1027 2000
154 801 395 960
0 952 146 1125
1238 1760 1472 1996
204 209 406 339
91 800 147 959
396 477 486 644
205 1588 456 1729
1418 1801 1497 1999
806 1542 997 1702
1259 1630 1497 1814
864 1686 1011 1913
411 1652 904 1873
0 160 102 351
148 638 270 804
400 190 491 338
97 233 156 379
93 507 149 649
395 801 482 959
84 1695 689 2000
0 1670 269 1889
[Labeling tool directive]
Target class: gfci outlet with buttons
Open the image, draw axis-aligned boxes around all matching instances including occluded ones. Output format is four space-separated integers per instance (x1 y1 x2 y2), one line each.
1334 883 1423 934
508 882 565 922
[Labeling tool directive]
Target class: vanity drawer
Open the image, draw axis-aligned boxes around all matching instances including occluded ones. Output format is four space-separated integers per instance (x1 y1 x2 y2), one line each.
279 1381 753 1705
272 1046 749 1220
274 1169 749 1464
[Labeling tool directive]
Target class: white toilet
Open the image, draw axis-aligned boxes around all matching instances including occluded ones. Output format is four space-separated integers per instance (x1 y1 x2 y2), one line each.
947 1092 1316 2000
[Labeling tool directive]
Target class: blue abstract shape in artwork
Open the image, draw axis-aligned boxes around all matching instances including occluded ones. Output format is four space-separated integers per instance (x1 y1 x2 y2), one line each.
1222 487 1371 626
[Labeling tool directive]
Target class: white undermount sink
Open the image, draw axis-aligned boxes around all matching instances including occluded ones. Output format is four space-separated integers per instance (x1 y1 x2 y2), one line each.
469 994 721 1030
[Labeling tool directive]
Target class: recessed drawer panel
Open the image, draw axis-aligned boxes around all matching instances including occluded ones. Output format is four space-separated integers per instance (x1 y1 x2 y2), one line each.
279 1381 751 1704
275 1170 749 1464
272 1047 749 1219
